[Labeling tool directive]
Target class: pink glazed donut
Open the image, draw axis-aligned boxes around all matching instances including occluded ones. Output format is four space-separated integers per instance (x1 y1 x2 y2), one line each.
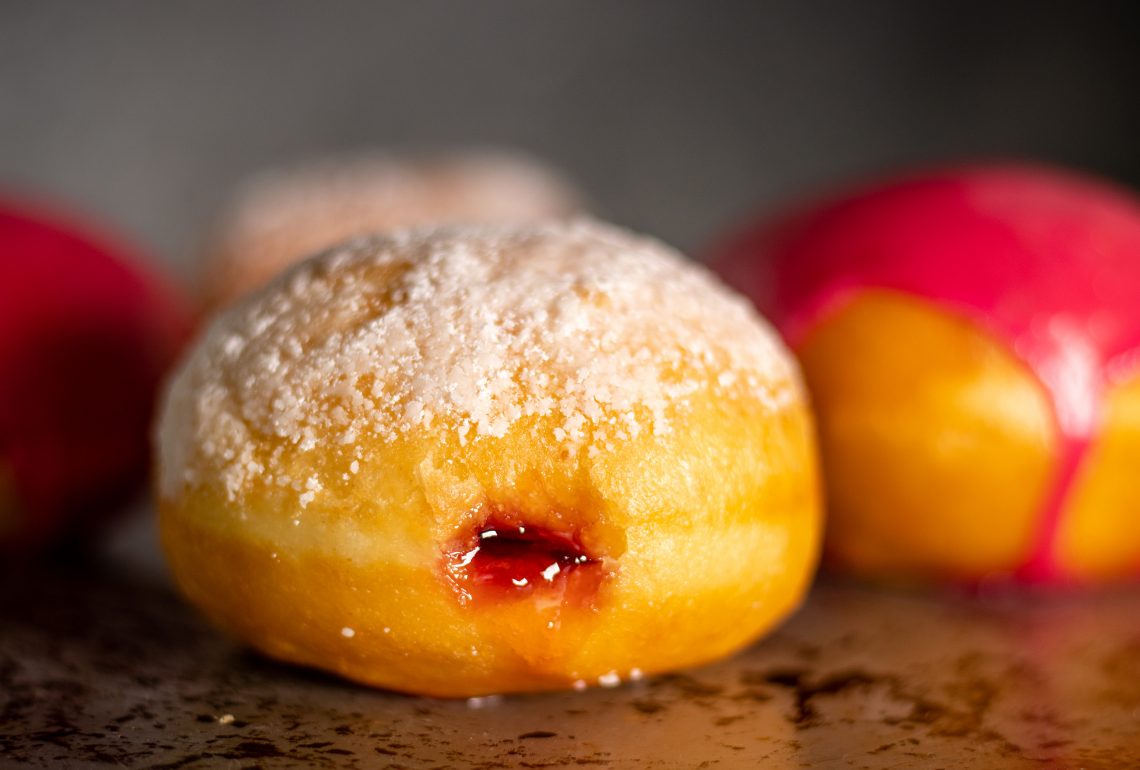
712 163 1140 585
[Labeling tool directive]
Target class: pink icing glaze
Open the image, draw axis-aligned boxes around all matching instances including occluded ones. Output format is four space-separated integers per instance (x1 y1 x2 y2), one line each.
710 163 1140 583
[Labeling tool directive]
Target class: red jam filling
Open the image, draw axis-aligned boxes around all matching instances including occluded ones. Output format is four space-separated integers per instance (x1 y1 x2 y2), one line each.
445 518 598 603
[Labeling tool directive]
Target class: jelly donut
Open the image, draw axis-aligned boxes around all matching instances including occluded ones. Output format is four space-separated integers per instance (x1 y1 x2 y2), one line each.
200 149 583 308
0 199 190 552
157 219 820 696
712 164 1140 585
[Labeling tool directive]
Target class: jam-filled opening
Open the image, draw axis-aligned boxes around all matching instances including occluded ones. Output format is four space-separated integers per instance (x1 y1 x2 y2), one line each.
445 517 600 604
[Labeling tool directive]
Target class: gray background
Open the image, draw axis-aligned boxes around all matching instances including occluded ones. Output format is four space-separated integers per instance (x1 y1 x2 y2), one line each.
2 1 1138 278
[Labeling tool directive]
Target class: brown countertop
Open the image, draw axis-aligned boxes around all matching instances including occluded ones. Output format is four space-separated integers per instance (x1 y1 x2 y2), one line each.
3 518 1139 769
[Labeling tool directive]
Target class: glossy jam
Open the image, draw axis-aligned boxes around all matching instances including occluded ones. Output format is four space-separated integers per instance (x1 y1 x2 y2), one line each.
712 165 1140 582
445 518 598 602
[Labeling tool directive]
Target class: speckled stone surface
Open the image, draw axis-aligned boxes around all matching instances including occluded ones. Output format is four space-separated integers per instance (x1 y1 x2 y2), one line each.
3 516 1140 769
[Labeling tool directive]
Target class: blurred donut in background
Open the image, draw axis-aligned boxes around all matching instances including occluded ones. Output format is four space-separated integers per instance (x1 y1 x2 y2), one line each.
711 163 1140 587
0 199 191 555
199 149 585 308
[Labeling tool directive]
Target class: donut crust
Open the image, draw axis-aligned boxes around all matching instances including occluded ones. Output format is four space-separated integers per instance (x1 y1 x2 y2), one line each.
159 221 819 696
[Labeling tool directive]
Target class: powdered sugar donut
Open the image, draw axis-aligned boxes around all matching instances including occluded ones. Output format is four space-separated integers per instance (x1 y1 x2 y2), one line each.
158 219 819 696
200 149 583 308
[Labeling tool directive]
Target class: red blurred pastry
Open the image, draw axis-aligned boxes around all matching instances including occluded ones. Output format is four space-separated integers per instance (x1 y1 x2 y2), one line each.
712 163 1140 585
0 200 191 552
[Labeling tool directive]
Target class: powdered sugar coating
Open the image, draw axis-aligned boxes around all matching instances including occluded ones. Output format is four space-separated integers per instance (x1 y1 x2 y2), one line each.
202 149 582 306
159 219 800 502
